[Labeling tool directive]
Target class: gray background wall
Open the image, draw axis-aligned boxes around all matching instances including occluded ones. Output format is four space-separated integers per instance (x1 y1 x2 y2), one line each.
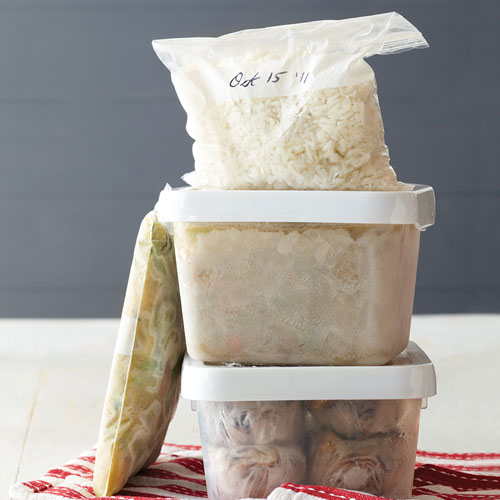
1 0 498 317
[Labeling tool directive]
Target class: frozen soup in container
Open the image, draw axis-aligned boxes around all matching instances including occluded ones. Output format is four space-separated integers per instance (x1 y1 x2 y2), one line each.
157 187 434 365
181 342 437 499
153 13 434 365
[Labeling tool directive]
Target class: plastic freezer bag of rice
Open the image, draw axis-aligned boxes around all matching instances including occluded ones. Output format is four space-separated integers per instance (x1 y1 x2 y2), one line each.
152 12 427 191
93 211 185 497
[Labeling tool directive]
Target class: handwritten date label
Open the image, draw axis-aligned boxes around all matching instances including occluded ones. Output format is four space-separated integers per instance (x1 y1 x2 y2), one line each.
229 70 310 88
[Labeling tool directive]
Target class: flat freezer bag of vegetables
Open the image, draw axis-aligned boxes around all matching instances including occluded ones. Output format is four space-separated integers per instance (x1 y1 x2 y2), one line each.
152 12 428 191
93 211 185 497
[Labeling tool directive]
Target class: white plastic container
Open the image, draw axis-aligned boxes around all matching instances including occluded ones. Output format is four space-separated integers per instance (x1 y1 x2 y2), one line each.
181 342 436 500
157 185 435 366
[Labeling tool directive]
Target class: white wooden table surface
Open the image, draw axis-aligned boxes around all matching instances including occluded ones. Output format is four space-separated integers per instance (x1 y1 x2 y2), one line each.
2 315 500 499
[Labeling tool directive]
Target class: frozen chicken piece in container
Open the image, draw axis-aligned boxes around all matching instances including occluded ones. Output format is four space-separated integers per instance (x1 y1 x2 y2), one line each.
198 401 306 499
153 13 428 191
93 212 185 497
308 427 420 499
305 354 423 498
305 399 411 438
200 401 305 447
204 445 306 500
182 343 436 500
157 186 435 366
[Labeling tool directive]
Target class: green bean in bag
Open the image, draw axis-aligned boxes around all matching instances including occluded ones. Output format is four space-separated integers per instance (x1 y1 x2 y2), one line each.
93 211 185 496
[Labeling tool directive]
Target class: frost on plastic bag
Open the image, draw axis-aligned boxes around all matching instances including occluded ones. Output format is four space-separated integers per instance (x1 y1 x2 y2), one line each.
93 211 185 497
153 12 428 191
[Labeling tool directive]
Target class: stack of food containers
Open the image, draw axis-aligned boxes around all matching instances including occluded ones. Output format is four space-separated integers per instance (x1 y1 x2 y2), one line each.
155 12 437 500
155 186 436 499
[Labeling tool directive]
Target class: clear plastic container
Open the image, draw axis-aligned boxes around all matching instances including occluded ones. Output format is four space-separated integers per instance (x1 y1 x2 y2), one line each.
181 342 437 500
157 186 435 366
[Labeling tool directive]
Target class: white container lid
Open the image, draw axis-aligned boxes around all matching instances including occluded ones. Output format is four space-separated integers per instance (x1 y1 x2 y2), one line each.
156 185 435 230
181 342 436 401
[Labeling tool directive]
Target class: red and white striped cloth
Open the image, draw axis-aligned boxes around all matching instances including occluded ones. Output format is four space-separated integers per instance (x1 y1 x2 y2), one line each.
9 443 500 500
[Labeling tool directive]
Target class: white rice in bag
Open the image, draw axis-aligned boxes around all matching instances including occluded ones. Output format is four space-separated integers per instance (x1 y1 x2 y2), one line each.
153 13 427 190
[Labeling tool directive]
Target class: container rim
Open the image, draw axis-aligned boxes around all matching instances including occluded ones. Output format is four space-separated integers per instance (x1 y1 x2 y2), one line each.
180 342 437 402
155 184 435 229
